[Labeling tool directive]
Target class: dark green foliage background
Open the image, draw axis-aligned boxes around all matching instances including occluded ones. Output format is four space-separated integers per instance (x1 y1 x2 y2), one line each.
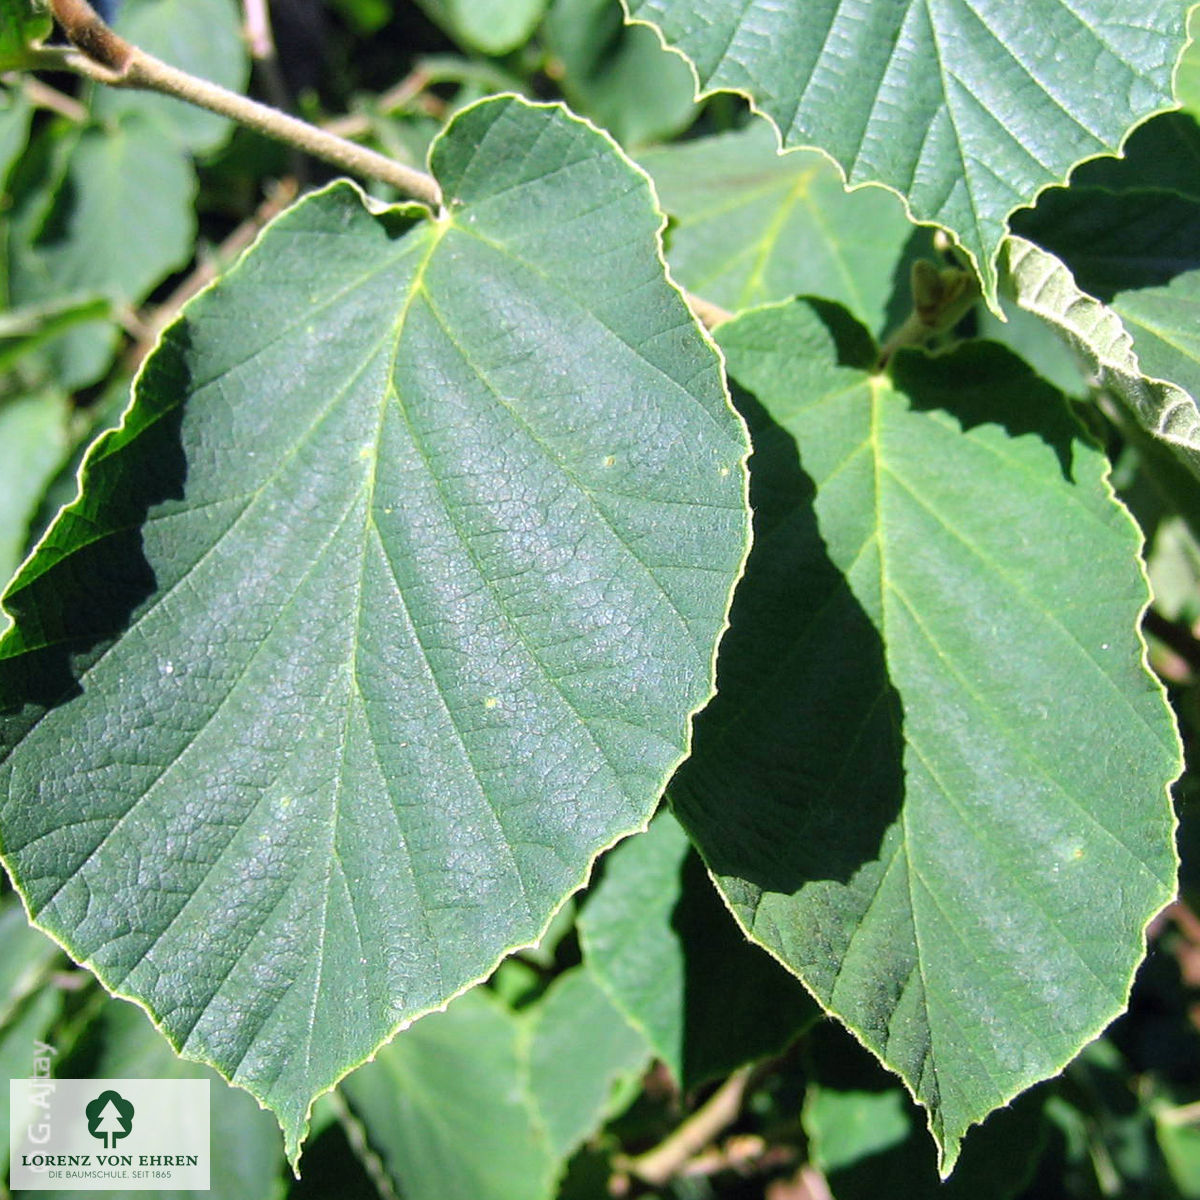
0 2 1198 1198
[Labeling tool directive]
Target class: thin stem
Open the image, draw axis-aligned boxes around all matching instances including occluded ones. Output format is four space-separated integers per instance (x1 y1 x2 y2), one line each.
242 0 276 62
323 65 445 140
21 76 89 122
1159 1098 1200 1127
41 0 442 207
241 0 304 178
36 0 733 339
326 1090 401 1200
686 291 733 331
1144 608 1200 677
135 54 442 202
46 0 131 71
796 1164 836 1200
621 1065 754 1186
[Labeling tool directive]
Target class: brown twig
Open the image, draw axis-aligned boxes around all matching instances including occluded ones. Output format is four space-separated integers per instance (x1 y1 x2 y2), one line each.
46 0 131 70
1158 1098 1200 1127
38 0 442 207
323 65 447 141
1144 608 1200 677
36 0 733 344
619 1065 755 1186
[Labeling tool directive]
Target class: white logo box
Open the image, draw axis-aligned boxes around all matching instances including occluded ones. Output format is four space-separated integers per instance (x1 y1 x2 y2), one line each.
9 1078 209 1191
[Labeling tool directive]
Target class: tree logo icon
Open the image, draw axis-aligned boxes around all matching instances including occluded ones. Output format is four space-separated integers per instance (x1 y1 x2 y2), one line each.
85 1090 135 1149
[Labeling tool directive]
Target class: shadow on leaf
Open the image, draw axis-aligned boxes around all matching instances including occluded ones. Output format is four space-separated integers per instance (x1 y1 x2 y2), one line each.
671 377 905 895
0 323 190 723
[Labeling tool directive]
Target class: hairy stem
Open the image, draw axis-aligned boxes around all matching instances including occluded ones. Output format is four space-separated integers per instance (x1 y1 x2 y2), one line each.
37 0 731 338
42 0 443 207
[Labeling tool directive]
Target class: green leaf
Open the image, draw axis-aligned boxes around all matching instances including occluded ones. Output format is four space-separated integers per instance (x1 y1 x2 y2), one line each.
342 973 646 1200
415 0 547 54
1114 275 1200 402
93 0 249 153
0 83 32 183
0 0 50 70
25 376 131 553
1146 515 1200 622
0 894 61 1026
34 1001 284 1200
1015 186 1200 300
972 296 1091 400
1177 7 1200 119
0 390 74 591
1012 184 1200 438
803 1023 1048 1200
342 988 557 1200
0 988 60 1181
673 299 1179 1172
10 120 196 307
639 121 925 334
525 967 651 1160
1009 178 1200 469
6 118 196 388
0 95 749 1164
1157 1106 1200 1198
578 811 818 1088
543 0 698 149
1000 235 1200 482
807 1087 913 1174
0 296 112 375
622 0 1188 307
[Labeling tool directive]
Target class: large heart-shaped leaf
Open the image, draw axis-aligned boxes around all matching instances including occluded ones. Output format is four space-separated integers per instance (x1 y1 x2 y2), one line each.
0 95 749 1161
622 0 1187 306
673 299 1178 1172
